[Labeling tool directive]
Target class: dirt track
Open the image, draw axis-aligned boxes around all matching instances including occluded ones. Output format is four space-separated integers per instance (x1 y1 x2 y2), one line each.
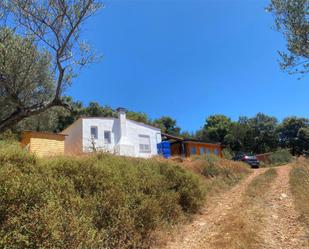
157 165 309 249
259 165 308 249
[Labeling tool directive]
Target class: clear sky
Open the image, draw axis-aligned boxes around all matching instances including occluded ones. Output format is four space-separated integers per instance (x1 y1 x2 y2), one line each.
67 0 309 132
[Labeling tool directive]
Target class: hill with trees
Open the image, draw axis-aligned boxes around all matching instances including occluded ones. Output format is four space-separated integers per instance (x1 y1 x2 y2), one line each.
5 96 308 156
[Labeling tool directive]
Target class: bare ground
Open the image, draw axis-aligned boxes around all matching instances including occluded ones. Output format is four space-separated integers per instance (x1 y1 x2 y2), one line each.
259 165 309 249
156 165 309 249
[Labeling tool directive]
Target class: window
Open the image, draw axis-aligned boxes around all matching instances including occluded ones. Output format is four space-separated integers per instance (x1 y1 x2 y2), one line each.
104 131 111 144
206 148 211 155
214 148 219 155
139 135 151 153
199 147 204 155
91 126 98 139
190 146 197 155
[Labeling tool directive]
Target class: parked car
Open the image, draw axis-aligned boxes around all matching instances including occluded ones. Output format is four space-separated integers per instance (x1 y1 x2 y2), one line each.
233 153 260 168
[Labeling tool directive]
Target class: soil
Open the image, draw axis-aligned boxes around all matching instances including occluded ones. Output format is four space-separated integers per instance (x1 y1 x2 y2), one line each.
155 165 309 249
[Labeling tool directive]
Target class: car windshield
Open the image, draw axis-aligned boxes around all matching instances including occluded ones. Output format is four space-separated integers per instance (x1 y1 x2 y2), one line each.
246 156 257 160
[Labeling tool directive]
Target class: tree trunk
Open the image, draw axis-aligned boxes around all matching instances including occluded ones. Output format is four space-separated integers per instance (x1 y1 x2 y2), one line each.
0 99 71 133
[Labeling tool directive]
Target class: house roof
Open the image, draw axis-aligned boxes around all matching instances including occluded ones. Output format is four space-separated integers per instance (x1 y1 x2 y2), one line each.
161 132 221 146
161 132 184 141
127 119 161 131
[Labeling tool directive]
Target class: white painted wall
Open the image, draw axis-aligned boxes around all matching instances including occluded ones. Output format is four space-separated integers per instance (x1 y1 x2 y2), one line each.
61 119 83 155
82 118 118 153
63 114 162 158
126 120 161 158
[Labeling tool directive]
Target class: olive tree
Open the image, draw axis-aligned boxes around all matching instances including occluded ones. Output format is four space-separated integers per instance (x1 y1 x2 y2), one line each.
268 0 308 75
0 0 101 132
0 28 54 131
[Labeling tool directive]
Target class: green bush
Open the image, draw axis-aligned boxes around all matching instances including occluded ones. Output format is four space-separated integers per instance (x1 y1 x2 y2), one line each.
270 149 293 165
0 143 205 249
0 130 18 141
0 140 36 166
222 148 234 160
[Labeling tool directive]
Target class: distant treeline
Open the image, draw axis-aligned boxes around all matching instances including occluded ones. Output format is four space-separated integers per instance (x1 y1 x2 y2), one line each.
8 97 309 156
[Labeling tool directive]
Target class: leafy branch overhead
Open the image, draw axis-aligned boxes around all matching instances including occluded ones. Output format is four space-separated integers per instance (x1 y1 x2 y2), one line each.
0 0 102 132
268 0 309 75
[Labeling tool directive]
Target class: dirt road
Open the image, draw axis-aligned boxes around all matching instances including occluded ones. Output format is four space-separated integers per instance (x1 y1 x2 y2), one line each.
157 165 309 249
259 165 308 249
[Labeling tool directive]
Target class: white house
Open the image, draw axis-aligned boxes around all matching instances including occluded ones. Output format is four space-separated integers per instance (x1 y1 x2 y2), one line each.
61 108 162 158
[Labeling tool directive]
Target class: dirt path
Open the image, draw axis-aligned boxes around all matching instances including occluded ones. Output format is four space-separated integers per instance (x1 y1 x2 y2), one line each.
157 168 266 249
259 165 309 249
157 165 309 249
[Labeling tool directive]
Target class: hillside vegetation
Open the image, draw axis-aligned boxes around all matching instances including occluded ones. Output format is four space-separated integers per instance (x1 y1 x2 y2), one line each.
183 155 251 195
0 141 251 248
290 158 309 236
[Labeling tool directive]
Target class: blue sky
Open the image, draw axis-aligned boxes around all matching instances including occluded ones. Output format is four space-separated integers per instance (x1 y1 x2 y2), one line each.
68 0 309 132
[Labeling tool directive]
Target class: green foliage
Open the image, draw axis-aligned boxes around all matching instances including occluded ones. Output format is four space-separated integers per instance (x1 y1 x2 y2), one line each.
153 116 181 135
268 0 308 75
199 113 279 154
270 149 293 165
0 129 18 141
84 102 116 117
239 113 279 153
278 117 309 155
222 148 234 160
0 142 205 248
203 115 232 143
0 0 102 132
0 141 36 166
0 28 54 124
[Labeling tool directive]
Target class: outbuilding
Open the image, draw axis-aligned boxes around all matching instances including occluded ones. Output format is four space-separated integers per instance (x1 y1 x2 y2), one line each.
20 131 66 157
162 133 222 158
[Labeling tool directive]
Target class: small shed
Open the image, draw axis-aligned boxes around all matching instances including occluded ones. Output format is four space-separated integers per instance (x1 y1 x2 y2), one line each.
162 133 222 158
21 131 66 157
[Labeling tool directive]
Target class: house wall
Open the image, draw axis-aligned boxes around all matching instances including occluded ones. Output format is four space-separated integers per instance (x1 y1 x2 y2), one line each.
61 119 83 155
21 132 65 157
82 118 118 153
126 120 161 158
186 142 222 158
170 142 182 156
170 141 222 158
81 118 161 158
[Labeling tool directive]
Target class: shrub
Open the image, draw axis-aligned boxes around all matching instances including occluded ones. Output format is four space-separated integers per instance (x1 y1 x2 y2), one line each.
0 143 205 248
0 140 36 166
222 148 234 160
0 130 18 141
290 159 309 232
187 155 251 194
270 149 293 165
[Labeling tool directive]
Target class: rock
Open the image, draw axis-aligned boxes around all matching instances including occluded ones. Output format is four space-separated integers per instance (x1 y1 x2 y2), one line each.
272 214 278 219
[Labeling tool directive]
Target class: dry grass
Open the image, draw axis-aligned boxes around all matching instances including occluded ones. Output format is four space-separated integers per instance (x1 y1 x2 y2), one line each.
0 141 206 249
150 155 253 248
211 168 278 249
182 155 252 197
290 158 309 240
